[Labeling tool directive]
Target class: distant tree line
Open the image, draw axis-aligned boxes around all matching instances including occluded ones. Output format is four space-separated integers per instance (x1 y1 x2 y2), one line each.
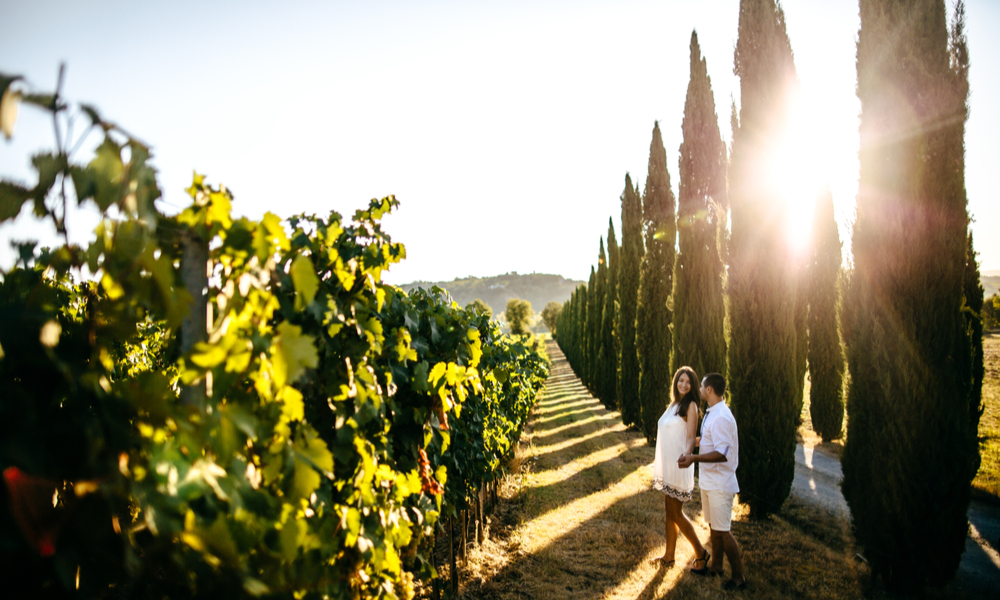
556 0 983 594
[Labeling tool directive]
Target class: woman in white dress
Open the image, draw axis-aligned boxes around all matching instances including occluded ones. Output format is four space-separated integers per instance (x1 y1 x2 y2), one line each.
651 367 709 569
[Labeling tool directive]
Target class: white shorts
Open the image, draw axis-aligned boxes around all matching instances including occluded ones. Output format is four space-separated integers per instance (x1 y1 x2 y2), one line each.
700 488 735 532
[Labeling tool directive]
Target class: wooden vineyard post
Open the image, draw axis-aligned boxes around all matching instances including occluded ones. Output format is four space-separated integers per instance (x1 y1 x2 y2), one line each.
449 517 458 596
432 526 442 600
461 509 468 562
476 486 484 545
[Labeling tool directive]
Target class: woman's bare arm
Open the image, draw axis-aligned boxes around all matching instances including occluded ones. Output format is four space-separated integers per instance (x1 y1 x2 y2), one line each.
684 402 699 455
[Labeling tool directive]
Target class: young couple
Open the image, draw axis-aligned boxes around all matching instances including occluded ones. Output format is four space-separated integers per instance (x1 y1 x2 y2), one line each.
651 368 746 592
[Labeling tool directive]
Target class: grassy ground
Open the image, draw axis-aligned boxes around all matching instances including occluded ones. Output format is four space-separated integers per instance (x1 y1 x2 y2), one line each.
445 340 995 599
973 332 1000 502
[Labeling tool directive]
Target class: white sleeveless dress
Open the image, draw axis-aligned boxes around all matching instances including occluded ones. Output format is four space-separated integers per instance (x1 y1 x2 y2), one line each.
652 403 694 501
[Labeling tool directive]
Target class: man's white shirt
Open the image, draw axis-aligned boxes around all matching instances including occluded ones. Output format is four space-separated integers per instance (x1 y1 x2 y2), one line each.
699 401 740 493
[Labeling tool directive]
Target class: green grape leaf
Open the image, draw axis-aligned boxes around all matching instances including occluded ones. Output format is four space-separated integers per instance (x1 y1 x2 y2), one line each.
278 386 304 422
190 342 227 368
289 459 320 506
89 137 124 211
278 514 307 561
0 181 32 221
272 322 318 388
291 254 319 310
294 434 334 474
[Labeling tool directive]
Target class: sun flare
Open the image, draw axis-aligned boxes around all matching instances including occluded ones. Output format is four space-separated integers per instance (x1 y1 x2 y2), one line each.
762 85 856 261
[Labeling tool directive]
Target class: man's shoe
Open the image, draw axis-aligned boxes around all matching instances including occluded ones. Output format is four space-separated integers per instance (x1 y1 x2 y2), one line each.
722 579 748 591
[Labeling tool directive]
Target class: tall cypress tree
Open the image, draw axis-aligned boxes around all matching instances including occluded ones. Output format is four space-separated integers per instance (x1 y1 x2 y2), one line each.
618 173 644 428
637 122 677 443
842 0 975 591
590 240 608 394
672 31 728 380
792 260 809 424
599 218 620 408
964 232 984 472
952 3 983 473
584 266 596 389
807 186 844 442
727 0 799 519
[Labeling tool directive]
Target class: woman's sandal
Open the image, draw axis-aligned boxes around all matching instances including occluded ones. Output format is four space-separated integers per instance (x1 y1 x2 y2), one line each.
690 550 714 575
651 557 676 569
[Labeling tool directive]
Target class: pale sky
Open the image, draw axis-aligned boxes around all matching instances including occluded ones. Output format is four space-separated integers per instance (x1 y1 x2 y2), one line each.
2 0 997 283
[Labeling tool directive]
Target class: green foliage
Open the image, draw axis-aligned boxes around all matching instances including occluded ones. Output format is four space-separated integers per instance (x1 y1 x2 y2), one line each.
983 294 1000 330
0 76 546 600
618 175 644 428
965 232 985 474
504 297 534 337
466 298 493 319
672 31 728 381
589 240 607 394
807 187 845 442
540 301 561 336
583 267 596 387
598 218 620 409
842 0 975 591
727 0 799 519
637 122 676 443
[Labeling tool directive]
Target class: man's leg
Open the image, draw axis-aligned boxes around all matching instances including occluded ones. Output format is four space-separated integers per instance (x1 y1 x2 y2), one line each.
709 529 725 574
721 531 744 583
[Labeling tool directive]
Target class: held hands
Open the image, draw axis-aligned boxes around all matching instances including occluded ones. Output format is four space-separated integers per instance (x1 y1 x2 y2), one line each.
677 454 696 469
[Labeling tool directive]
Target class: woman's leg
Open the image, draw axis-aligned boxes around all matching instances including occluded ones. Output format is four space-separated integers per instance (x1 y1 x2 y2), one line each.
667 496 706 562
656 494 679 563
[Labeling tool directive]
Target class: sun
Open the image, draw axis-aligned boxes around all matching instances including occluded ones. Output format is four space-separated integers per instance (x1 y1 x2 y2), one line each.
763 86 847 261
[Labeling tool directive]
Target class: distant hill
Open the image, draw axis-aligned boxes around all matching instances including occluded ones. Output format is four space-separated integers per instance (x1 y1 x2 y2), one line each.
399 272 583 328
984 276 1000 299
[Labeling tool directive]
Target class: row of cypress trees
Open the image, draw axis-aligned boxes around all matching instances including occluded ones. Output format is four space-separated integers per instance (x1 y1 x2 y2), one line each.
557 0 985 593
556 32 733 446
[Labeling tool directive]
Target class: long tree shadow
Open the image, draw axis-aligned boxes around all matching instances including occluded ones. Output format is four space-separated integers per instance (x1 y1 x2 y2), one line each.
531 413 620 441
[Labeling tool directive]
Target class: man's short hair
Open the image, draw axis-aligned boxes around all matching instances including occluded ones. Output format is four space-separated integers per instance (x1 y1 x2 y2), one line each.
702 373 726 397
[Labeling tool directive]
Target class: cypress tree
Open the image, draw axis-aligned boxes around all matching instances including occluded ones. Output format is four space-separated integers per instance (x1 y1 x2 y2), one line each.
599 218 620 408
637 122 677 443
590 239 608 395
964 232 984 473
584 267 596 388
727 0 799 519
842 0 975 591
952 4 983 472
807 186 844 442
618 174 644 428
792 261 809 425
672 31 728 380
574 284 587 374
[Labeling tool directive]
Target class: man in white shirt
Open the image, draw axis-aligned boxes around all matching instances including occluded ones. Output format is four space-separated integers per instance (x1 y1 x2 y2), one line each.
678 373 746 591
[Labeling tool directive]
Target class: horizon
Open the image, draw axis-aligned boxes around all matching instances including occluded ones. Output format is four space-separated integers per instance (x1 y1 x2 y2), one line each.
2 0 998 282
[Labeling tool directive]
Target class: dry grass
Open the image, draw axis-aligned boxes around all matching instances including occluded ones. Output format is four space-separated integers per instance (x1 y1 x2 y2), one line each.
445 340 993 599
973 332 1000 503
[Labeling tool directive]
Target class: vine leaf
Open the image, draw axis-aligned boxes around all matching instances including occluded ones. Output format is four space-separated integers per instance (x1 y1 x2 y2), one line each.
290 254 319 310
272 322 318 388
0 181 32 221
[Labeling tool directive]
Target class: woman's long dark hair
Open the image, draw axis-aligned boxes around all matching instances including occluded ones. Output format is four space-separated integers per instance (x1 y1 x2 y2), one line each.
671 367 701 422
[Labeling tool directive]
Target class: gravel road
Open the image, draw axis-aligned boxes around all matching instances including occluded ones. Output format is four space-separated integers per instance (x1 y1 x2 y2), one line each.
792 443 1000 596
